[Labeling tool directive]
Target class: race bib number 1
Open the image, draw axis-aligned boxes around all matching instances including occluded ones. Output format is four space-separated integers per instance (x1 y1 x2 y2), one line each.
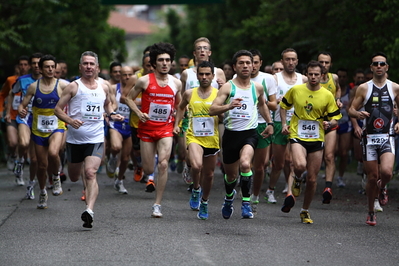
298 120 319 139
192 117 214 136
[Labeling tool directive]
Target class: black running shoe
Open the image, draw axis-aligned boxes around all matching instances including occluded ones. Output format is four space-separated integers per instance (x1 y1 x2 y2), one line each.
81 211 93 228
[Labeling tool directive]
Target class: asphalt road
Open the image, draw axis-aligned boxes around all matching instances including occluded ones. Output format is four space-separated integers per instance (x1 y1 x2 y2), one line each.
1 163 399 266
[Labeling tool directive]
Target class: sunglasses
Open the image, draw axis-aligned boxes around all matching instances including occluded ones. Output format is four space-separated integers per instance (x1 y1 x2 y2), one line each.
371 61 387 67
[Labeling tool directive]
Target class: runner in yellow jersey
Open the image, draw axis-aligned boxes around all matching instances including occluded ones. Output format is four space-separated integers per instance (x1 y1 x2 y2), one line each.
280 60 342 224
174 61 220 220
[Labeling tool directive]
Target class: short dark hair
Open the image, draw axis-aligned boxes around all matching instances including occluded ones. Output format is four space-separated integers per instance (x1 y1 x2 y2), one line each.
109 61 122 72
143 45 151 54
149 42 176 68
142 53 150 64
29 52 43 64
249 49 262 61
281 48 297 58
232 50 253 65
306 60 325 74
197 61 214 74
317 51 333 60
371 52 388 63
39 54 56 69
18 55 29 64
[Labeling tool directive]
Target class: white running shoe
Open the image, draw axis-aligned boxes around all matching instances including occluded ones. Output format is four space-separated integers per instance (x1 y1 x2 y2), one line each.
15 176 25 186
336 176 346 188
374 199 383 212
282 183 288 193
182 165 192 184
114 179 128 194
52 177 63 196
151 204 162 218
37 193 48 209
26 185 35 200
7 156 16 171
265 189 277 204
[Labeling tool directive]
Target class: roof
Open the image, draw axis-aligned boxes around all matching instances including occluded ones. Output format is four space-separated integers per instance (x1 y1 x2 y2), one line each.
108 11 154 35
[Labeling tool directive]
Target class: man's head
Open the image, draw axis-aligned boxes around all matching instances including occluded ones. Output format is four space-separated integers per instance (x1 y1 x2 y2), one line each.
17 55 30 76
121 66 134 86
109 61 122 83
142 54 153 75
197 61 215 88
370 52 389 78
222 61 234 81
79 51 99 78
336 68 348 88
271 61 283 74
149 42 176 75
353 68 365 85
39 54 57 78
193 37 212 64
281 48 298 74
54 63 62 79
317 51 333 73
29 52 43 76
178 55 190 73
57 60 68 79
249 49 262 77
232 50 253 79
306 60 324 87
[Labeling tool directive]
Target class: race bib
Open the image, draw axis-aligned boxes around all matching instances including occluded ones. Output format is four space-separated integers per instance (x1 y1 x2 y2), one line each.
366 133 389 146
192 117 214 136
286 109 294 121
117 103 130 117
37 115 58 132
12 95 21 110
148 102 171 122
81 100 102 120
231 100 253 119
298 120 319 139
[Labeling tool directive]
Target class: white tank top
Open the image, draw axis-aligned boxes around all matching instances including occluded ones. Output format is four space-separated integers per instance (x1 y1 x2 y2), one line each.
66 78 106 144
251 71 277 123
273 72 303 122
184 68 219 91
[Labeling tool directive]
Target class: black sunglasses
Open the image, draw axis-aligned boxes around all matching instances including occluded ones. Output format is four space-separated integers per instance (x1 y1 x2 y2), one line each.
371 61 387 67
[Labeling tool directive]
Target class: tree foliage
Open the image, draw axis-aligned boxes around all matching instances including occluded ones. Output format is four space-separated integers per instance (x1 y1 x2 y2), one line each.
166 0 399 79
0 0 127 78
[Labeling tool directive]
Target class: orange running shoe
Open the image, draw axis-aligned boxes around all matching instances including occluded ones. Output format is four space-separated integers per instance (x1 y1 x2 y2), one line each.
145 180 156 192
81 190 86 201
134 166 144 182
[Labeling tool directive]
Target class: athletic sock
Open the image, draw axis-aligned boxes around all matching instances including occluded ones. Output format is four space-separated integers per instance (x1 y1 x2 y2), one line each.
240 171 252 199
224 175 237 199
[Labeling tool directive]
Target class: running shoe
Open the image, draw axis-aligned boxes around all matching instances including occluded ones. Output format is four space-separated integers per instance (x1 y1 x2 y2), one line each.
322 187 332 204
145 180 156 192
81 190 86 201
366 212 376 226
26 185 35 200
7 155 16 171
169 159 177 172
374 199 383 212
182 165 192 184
151 204 162 218
15 176 25 186
133 166 144 182
221 190 236 219
197 201 209 220
37 193 48 209
52 177 63 196
281 194 295 213
292 176 302 197
60 172 67 183
336 176 346 188
265 189 277 204
114 179 128 194
250 195 259 213
81 210 93 228
13 161 23 177
241 202 254 219
300 210 313 224
377 180 388 206
176 160 184 174
189 188 201 210
282 183 288 194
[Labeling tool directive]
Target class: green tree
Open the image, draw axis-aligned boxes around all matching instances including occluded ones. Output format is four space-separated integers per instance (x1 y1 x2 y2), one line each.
0 0 127 78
